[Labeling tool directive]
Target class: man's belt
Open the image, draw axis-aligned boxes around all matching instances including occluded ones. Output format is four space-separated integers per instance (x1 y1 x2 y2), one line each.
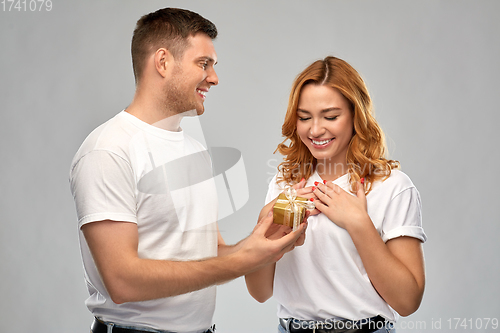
91 317 216 333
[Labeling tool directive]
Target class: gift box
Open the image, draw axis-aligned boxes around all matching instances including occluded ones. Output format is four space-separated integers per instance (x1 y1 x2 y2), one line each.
273 187 315 230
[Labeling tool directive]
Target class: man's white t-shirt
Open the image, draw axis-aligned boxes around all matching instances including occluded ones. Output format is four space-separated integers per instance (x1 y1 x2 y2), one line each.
70 111 218 333
266 169 426 322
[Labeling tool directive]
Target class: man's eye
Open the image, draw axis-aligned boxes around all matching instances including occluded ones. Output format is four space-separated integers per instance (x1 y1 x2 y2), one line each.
202 62 208 69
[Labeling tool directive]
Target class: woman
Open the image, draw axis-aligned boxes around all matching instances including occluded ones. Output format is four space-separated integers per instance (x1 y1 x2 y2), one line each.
245 56 426 333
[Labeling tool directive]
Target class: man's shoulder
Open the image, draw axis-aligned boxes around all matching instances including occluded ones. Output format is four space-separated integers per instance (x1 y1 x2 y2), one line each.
71 112 137 167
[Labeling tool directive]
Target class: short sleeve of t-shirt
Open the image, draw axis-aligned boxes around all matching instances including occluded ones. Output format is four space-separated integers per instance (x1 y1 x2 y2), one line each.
381 186 427 243
265 174 286 205
70 150 137 228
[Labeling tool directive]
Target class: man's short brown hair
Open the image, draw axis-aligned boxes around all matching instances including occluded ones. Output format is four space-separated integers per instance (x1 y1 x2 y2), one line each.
131 8 217 84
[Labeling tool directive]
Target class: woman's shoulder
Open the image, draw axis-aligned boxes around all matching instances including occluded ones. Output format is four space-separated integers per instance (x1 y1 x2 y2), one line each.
386 169 415 186
265 172 290 203
268 172 289 192
371 169 417 197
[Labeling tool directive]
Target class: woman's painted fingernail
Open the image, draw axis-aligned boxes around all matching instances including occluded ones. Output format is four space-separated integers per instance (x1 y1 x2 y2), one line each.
323 180 327 184
310 198 314 202
360 178 365 184
314 181 319 186
312 186 316 191
301 178 305 182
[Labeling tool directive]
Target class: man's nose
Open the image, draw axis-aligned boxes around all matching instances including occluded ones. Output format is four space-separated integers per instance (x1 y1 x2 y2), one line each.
207 67 219 86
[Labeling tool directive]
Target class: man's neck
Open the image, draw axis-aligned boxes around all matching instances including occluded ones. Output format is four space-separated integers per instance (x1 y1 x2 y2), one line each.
125 90 189 132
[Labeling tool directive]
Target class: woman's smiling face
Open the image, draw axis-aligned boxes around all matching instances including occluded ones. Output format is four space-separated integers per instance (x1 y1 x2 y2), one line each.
296 84 354 170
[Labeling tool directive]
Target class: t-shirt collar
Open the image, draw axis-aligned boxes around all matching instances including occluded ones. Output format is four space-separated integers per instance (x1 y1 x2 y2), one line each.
119 110 184 141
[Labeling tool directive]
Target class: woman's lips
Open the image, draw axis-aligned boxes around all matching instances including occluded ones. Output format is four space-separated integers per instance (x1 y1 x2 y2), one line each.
310 138 334 148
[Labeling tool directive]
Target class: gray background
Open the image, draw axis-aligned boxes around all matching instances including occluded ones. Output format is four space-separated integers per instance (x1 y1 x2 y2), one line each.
1 0 499 332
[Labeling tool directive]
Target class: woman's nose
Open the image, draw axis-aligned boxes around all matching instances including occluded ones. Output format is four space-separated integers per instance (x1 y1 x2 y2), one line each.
309 120 325 137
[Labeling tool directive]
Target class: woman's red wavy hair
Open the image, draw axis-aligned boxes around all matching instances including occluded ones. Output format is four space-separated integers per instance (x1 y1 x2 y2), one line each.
276 56 399 194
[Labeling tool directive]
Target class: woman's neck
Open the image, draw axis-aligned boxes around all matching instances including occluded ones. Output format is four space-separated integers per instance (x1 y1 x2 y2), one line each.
316 159 348 182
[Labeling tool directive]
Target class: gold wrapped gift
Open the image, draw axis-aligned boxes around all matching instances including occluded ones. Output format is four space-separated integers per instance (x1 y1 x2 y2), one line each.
273 187 315 230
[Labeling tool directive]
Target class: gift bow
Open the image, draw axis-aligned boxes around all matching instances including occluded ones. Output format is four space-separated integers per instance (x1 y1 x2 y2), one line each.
282 186 315 231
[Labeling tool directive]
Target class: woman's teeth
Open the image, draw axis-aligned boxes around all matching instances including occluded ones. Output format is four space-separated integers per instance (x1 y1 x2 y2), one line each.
311 138 333 145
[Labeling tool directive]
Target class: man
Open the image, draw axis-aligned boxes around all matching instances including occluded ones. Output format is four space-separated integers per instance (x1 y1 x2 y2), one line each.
69 7 306 333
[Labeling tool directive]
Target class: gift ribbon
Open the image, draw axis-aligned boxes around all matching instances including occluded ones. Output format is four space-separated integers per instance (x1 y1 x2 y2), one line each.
282 186 315 231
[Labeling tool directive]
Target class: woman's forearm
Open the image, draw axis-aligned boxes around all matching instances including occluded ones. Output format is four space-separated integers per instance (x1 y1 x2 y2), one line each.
347 216 425 316
245 263 276 303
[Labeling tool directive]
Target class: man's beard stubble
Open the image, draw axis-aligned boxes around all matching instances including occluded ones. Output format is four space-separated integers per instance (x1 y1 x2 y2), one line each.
162 64 202 118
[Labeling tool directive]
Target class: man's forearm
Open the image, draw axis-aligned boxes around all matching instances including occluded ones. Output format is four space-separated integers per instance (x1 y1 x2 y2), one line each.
217 238 246 257
107 250 253 304
85 213 305 305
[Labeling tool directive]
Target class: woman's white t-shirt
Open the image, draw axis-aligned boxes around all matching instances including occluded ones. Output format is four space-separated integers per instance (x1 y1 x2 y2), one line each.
265 169 426 322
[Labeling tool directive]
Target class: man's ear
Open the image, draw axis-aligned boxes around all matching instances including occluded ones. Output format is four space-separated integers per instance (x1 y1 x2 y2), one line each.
154 48 173 78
